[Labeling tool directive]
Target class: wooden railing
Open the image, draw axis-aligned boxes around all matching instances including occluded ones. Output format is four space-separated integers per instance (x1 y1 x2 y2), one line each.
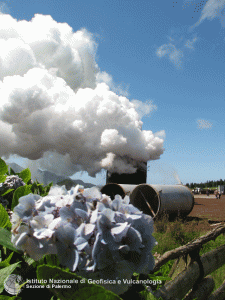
149 223 225 300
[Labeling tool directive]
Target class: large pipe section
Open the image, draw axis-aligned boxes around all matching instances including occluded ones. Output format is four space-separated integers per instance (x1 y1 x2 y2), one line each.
101 183 194 219
100 184 137 200
130 184 194 218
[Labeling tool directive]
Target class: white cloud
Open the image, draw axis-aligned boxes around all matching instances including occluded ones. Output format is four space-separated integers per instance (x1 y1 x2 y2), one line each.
131 100 157 119
156 43 183 69
197 119 213 129
0 14 165 177
194 0 225 27
96 71 129 97
185 37 197 49
156 32 199 69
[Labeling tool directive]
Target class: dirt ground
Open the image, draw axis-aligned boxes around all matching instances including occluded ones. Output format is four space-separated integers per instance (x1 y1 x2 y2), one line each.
188 194 225 221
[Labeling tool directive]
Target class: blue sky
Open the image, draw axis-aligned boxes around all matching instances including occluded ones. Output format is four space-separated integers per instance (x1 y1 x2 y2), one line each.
1 0 224 186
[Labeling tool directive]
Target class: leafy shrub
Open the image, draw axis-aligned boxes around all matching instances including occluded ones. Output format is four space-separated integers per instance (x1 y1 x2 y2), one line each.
0 158 53 210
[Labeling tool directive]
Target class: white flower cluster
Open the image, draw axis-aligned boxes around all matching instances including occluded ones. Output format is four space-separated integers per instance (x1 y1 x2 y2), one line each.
0 175 25 208
2 175 25 190
11 185 156 295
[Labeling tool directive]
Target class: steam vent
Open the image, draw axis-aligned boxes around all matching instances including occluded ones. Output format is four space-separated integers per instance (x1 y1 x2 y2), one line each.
106 162 147 185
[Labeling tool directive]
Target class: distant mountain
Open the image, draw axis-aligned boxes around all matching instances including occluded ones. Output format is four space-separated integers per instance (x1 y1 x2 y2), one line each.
7 162 24 174
7 162 95 189
56 178 95 190
35 169 96 189
36 169 68 186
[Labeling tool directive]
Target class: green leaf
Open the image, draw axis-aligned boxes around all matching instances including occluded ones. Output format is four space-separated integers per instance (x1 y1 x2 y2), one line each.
37 265 122 300
30 181 38 194
0 261 21 293
1 189 14 197
23 256 35 266
18 280 29 292
0 159 8 176
148 274 171 281
11 186 32 211
30 181 52 197
18 169 31 184
0 204 11 229
0 252 14 268
0 175 7 184
44 182 53 196
26 179 32 185
9 168 16 176
0 228 21 253
0 296 22 300
44 254 60 267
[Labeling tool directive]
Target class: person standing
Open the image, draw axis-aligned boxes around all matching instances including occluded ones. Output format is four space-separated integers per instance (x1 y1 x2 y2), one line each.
214 190 218 199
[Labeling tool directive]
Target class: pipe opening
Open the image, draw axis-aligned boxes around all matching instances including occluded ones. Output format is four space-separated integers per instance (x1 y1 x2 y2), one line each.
100 183 125 200
130 185 159 218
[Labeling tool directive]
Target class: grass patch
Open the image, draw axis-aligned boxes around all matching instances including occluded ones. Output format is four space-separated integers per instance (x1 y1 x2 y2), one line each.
152 216 209 254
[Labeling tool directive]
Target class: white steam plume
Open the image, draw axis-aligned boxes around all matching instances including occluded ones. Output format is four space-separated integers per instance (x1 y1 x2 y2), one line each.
0 14 165 177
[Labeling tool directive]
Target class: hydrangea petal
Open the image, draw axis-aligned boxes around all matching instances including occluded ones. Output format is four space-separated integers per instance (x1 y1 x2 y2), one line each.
100 195 112 208
92 233 115 270
70 199 88 212
97 213 113 233
35 199 54 211
19 194 40 208
124 227 143 251
111 222 130 242
122 195 130 205
83 187 102 199
15 232 29 248
101 208 115 223
96 202 106 212
111 198 122 211
74 237 88 251
48 185 68 196
33 228 54 239
90 209 98 224
48 217 62 230
75 208 89 221
69 185 80 195
114 212 127 223
55 223 77 245
119 203 142 215
76 223 95 240
59 207 74 222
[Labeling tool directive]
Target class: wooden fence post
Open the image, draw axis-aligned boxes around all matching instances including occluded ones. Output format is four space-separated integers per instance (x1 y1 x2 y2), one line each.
207 279 225 300
183 275 215 300
153 244 225 300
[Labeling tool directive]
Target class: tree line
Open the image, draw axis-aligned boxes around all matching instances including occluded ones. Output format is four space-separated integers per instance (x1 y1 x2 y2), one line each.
186 179 225 189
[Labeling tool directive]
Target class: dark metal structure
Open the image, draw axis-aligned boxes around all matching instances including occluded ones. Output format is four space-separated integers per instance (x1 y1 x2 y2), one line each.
106 161 147 185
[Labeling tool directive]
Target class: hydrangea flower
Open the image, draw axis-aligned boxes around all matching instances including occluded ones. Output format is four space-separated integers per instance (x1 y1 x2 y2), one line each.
2 175 25 190
11 185 156 295
0 175 25 210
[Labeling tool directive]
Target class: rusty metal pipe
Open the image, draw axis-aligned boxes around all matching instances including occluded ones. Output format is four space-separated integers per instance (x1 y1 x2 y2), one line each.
100 183 138 199
130 184 195 219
